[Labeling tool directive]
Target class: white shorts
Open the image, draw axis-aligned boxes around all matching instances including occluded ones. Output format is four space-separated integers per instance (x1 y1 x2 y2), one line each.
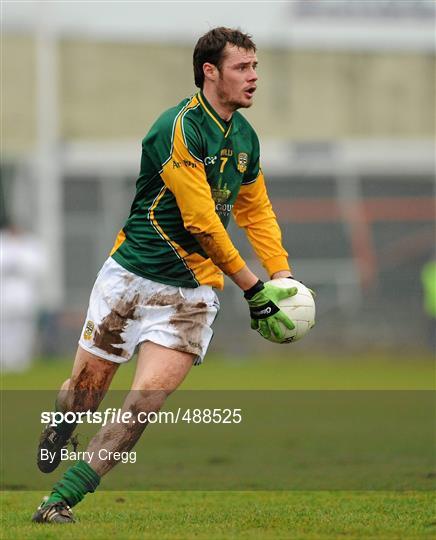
79 258 220 365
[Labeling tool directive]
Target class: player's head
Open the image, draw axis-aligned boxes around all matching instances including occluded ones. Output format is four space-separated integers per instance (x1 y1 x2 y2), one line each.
193 27 258 112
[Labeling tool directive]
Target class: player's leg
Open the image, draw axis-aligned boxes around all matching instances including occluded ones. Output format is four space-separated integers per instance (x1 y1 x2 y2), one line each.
86 341 194 476
37 257 138 474
33 272 220 523
37 345 119 473
57 345 119 413
33 342 194 523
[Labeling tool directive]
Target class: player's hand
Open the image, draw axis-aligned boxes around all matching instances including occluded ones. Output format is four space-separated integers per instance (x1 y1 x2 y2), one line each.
297 280 316 299
244 280 297 341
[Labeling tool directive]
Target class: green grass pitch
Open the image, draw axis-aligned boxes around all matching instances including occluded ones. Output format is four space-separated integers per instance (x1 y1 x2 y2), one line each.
1 352 435 539
2 490 435 539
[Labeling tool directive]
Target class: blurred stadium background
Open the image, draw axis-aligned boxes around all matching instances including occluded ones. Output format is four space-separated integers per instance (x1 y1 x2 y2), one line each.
2 0 435 360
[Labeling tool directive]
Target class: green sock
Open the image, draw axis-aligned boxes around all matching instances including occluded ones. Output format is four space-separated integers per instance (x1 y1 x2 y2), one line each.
44 460 100 508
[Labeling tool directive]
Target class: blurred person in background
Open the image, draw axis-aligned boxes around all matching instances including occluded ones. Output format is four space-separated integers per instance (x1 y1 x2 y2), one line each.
421 259 436 351
0 220 48 372
32 27 308 524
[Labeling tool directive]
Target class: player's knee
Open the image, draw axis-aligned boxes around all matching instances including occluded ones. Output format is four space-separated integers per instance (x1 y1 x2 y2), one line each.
142 376 182 398
126 389 167 417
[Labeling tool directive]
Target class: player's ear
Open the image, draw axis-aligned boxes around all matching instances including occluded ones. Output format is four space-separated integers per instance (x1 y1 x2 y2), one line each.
203 62 217 83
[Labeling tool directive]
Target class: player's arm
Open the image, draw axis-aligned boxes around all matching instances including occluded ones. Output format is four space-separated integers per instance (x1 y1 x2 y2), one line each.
160 113 296 340
233 170 293 278
160 116 246 278
233 168 315 332
232 171 303 338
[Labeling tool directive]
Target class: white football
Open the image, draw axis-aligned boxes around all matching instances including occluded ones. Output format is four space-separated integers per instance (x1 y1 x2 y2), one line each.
265 278 316 343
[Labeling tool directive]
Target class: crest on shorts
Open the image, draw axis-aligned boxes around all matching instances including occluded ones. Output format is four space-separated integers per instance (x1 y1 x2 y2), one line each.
83 320 94 340
237 152 248 173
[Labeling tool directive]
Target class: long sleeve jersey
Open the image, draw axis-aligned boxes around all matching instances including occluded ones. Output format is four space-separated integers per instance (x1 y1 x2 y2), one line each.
110 91 289 289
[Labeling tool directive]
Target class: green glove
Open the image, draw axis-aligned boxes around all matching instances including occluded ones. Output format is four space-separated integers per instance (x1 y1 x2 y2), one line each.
244 280 297 341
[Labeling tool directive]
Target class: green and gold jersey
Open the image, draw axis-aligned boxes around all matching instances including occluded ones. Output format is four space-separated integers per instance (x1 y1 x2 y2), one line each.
111 91 289 289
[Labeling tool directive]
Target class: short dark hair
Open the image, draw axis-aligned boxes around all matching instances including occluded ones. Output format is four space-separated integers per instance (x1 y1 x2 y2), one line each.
193 27 256 89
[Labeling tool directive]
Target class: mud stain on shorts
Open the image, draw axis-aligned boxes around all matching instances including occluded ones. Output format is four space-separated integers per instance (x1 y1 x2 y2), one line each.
147 291 181 307
94 292 140 358
148 291 209 356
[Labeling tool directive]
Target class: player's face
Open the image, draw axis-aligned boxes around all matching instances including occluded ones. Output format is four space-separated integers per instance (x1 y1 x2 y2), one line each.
216 44 258 111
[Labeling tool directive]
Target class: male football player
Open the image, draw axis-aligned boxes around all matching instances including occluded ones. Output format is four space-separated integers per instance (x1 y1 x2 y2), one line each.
33 27 300 523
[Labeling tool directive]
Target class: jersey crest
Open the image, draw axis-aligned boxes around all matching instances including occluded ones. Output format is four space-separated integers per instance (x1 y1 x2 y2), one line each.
237 152 248 173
